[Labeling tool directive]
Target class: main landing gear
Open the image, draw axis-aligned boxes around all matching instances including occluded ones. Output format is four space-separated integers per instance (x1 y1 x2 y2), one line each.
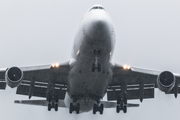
47 95 58 111
116 97 127 113
93 99 104 114
69 103 80 114
93 103 104 114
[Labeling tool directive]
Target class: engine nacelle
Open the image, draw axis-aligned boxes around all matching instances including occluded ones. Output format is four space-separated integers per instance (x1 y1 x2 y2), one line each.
157 71 175 93
5 67 23 88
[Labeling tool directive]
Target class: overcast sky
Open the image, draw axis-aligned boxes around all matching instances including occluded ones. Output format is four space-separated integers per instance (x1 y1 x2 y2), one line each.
0 0 180 120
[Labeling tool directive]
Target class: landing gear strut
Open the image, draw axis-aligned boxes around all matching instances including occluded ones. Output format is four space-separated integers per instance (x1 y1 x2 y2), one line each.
69 103 80 114
116 97 127 113
47 95 58 111
93 101 104 114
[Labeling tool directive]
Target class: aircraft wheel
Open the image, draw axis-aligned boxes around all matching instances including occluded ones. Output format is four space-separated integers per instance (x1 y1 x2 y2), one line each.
93 104 97 114
69 103 73 114
100 104 104 114
55 104 58 111
48 103 51 111
116 106 120 113
76 103 80 114
123 106 127 113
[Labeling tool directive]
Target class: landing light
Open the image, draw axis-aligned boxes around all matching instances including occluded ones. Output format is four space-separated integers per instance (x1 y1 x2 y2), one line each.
55 63 59 67
123 65 130 70
51 63 60 68
52 64 55 67
77 50 80 55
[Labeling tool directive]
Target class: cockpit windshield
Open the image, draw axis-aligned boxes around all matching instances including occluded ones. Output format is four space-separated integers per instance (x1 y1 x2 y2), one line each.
89 6 105 11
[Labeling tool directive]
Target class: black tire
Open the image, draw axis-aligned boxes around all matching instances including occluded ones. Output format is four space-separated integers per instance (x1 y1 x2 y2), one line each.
100 104 104 114
123 106 127 113
76 103 80 114
93 104 97 114
69 103 73 114
48 103 51 111
55 104 58 111
116 106 120 113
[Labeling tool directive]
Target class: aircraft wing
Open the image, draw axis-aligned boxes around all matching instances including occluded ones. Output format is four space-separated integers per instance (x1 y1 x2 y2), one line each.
0 61 70 99
108 63 180 101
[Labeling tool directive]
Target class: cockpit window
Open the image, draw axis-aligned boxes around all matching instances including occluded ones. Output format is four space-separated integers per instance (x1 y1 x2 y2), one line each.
99 7 104 10
89 6 105 11
93 7 98 9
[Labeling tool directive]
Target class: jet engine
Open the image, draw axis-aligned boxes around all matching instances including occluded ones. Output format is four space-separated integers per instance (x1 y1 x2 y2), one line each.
5 67 23 88
157 71 175 93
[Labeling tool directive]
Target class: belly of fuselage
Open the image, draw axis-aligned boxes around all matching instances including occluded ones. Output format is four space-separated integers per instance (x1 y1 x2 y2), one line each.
68 34 113 102
67 60 113 112
68 64 112 98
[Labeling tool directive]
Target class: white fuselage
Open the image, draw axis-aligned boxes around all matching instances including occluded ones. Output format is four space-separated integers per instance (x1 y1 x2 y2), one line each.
64 7 116 112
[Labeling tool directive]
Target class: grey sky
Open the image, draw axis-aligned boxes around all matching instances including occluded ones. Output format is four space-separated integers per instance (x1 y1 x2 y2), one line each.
0 0 180 120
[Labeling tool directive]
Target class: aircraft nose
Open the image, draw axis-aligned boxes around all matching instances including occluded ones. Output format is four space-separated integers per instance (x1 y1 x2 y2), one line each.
84 14 111 40
92 18 107 30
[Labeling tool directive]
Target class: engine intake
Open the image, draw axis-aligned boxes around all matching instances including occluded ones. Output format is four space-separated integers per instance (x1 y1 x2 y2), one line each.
5 67 23 88
157 71 175 93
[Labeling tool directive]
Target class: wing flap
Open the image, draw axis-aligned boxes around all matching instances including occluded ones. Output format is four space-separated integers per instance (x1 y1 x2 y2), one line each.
17 80 67 99
165 86 180 94
107 84 154 101
17 85 47 98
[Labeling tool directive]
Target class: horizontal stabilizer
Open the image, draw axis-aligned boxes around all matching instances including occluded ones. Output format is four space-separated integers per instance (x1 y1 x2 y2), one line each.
14 100 139 109
14 99 66 108
127 103 139 107
101 101 139 108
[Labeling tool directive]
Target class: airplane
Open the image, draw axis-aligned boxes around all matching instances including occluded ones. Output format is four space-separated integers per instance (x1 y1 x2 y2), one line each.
0 4 180 114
